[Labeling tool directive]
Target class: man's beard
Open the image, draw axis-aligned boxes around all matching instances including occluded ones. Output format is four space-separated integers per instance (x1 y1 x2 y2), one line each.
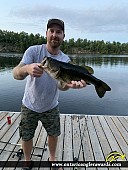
49 39 62 48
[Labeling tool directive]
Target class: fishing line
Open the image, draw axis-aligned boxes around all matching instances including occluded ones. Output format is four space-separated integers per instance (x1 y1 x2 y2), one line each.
73 116 87 162
0 140 47 150
0 148 43 159
0 140 47 160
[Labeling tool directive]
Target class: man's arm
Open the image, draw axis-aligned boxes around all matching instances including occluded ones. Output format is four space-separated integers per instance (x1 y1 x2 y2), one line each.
13 62 44 80
13 62 28 80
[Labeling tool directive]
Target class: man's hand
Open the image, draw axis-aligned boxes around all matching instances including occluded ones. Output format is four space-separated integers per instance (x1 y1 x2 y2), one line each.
66 79 87 89
58 79 87 91
26 63 43 77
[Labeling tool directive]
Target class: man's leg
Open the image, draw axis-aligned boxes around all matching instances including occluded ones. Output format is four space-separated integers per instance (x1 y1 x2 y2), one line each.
22 139 33 161
20 105 38 162
48 136 58 161
41 106 60 160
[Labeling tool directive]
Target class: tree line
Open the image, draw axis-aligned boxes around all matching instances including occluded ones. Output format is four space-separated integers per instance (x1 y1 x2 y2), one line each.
0 29 128 54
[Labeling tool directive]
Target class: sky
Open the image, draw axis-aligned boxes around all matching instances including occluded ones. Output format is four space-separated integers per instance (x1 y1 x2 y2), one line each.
0 0 128 43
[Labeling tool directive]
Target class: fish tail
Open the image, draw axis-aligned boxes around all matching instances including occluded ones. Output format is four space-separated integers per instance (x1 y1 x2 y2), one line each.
95 81 111 98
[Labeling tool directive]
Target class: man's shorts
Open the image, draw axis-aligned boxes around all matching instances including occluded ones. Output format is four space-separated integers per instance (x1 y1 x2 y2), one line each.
19 105 61 141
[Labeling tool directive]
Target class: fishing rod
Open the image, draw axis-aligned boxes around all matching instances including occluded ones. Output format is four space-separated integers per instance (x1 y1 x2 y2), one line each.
73 117 87 163
0 140 47 150
0 148 43 160
0 140 47 160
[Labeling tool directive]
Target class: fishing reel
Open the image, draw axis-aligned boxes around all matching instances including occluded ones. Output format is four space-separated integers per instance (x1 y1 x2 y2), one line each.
12 148 24 160
73 157 78 162
73 157 79 170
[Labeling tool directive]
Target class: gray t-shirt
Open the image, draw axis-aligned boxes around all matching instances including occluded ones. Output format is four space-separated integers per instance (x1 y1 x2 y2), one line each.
21 44 70 113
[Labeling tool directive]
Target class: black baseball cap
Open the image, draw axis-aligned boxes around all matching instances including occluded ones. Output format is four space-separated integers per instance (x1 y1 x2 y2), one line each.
47 19 64 32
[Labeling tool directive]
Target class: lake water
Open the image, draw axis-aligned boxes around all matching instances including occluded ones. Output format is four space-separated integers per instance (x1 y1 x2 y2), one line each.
0 53 128 116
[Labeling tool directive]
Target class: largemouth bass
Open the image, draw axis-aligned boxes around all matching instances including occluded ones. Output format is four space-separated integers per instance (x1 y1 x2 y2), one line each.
41 57 111 98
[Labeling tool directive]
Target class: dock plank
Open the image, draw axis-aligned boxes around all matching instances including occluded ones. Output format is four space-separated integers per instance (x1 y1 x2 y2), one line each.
104 116 128 170
87 116 108 170
87 116 105 161
113 117 128 141
71 115 81 160
63 115 73 161
81 116 94 161
0 113 20 140
0 113 21 162
91 116 111 157
78 115 88 170
118 116 128 128
0 112 128 170
0 112 15 131
98 116 126 170
0 112 8 121
98 116 121 152
105 117 128 159
56 114 65 161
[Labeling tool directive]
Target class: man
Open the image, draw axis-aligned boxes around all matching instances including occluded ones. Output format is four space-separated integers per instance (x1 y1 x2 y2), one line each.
13 18 86 169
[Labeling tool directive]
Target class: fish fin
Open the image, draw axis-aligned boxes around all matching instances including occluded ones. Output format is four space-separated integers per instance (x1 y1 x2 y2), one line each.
69 61 94 74
84 66 94 74
95 86 106 98
95 81 111 98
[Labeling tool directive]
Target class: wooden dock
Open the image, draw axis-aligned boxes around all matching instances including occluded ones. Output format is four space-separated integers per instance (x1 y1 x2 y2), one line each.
0 111 128 170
